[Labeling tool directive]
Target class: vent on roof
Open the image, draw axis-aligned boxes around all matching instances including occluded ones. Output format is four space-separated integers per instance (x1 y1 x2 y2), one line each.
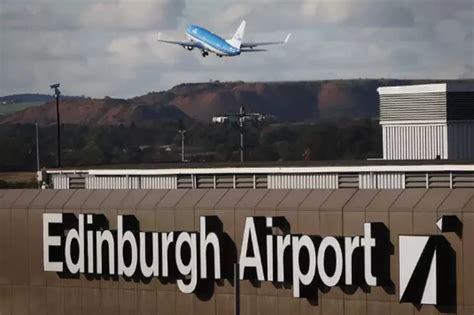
196 175 215 189
428 173 451 188
255 175 268 188
452 172 474 188
235 174 256 189
338 173 359 188
177 174 268 189
405 173 427 188
216 175 234 189
177 175 193 189
69 175 86 189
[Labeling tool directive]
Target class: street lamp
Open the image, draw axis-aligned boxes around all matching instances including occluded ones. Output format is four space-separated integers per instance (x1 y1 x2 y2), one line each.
178 128 186 162
50 83 61 167
238 107 245 163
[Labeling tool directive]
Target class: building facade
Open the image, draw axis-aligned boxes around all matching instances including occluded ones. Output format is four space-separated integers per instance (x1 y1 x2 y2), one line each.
42 162 474 190
0 188 473 315
378 83 474 160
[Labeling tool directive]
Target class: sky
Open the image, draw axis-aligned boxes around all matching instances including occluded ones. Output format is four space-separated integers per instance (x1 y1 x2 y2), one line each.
0 0 473 98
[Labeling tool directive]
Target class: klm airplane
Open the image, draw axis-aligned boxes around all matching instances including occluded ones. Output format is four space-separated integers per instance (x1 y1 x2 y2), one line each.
157 21 291 58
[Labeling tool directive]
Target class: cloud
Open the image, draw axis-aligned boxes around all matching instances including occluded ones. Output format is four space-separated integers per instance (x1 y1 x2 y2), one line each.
0 1 82 31
80 0 185 31
1 0 473 98
460 65 474 79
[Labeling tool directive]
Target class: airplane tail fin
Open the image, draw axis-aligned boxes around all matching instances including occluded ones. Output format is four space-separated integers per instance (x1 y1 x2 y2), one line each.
227 20 246 49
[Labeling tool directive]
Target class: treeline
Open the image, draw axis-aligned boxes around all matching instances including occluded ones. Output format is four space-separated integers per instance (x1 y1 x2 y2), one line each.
0 119 382 171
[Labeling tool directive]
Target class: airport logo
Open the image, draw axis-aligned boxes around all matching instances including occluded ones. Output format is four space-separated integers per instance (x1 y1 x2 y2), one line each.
399 216 458 306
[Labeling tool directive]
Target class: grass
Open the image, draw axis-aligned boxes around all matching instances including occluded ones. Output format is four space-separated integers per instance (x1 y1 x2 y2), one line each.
0 101 45 116
0 172 38 189
0 172 37 183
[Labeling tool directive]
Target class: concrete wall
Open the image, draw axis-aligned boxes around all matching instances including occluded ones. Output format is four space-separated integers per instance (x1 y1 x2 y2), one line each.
0 188 473 315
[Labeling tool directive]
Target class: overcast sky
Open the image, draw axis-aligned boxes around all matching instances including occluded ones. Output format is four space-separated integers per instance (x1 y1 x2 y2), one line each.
0 0 473 98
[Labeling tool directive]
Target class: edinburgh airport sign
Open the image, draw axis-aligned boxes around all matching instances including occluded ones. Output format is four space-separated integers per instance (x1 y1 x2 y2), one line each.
43 213 458 306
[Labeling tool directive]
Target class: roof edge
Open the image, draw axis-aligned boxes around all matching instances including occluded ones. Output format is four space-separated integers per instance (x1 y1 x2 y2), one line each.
378 83 474 95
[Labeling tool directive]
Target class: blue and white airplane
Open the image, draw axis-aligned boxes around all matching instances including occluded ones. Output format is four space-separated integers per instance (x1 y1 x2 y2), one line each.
157 21 291 58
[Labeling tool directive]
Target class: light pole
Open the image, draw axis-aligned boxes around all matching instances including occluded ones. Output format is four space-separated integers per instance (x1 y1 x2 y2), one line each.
212 106 267 163
35 122 41 188
239 107 245 163
234 263 240 315
178 129 186 162
50 83 61 167
35 122 40 171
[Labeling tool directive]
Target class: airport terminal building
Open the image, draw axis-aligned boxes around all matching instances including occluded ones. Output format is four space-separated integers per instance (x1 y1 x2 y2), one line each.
0 83 473 315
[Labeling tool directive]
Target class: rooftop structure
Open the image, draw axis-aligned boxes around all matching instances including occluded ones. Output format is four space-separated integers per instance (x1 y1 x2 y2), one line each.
378 83 474 160
41 161 474 190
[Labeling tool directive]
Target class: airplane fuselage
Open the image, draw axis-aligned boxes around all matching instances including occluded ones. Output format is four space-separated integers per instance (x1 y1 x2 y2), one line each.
185 25 240 57
158 21 289 58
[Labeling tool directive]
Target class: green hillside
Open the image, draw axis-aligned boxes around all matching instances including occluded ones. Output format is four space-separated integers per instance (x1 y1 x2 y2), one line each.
0 101 45 116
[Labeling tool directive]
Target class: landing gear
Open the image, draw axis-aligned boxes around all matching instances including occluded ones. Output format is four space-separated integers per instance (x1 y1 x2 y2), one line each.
201 51 209 57
217 54 223 58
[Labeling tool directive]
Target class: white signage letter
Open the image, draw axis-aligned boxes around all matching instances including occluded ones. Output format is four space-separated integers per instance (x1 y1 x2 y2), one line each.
361 223 377 286
200 217 221 279
43 213 63 272
344 236 360 285
64 214 85 274
292 235 317 298
117 215 138 277
96 229 115 275
140 232 159 277
239 217 265 281
317 236 343 287
161 232 174 277
176 232 198 293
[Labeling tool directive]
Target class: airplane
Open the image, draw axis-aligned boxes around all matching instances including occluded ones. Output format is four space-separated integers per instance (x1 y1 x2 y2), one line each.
157 20 291 58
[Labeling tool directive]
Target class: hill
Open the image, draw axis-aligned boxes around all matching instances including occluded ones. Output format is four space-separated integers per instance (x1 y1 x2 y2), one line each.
0 93 87 117
0 93 85 104
0 93 55 104
1 79 472 126
0 97 189 127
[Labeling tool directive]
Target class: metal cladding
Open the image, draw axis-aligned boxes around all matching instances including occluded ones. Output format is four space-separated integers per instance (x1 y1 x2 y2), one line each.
0 188 473 314
378 83 474 160
378 83 474 122
45 163 474 190
379 92 447 122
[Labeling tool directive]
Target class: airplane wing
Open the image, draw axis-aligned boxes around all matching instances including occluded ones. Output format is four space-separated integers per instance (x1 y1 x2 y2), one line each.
240 49 267 52
240 33 291 49
157 34 203 49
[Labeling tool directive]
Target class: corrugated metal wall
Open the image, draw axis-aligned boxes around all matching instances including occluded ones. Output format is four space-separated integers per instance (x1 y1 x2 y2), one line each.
383 124 448 160
448 123 474 160
268 173 338 189
383 123 474 160
51 175 69 189
379 92 446 122
140 176 177 189
85 175 177 189
359 172 405 189
86 176 138 189
1 188 472 315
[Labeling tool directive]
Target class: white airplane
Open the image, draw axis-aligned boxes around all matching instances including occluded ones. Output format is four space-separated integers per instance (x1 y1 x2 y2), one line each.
158 20 291 58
